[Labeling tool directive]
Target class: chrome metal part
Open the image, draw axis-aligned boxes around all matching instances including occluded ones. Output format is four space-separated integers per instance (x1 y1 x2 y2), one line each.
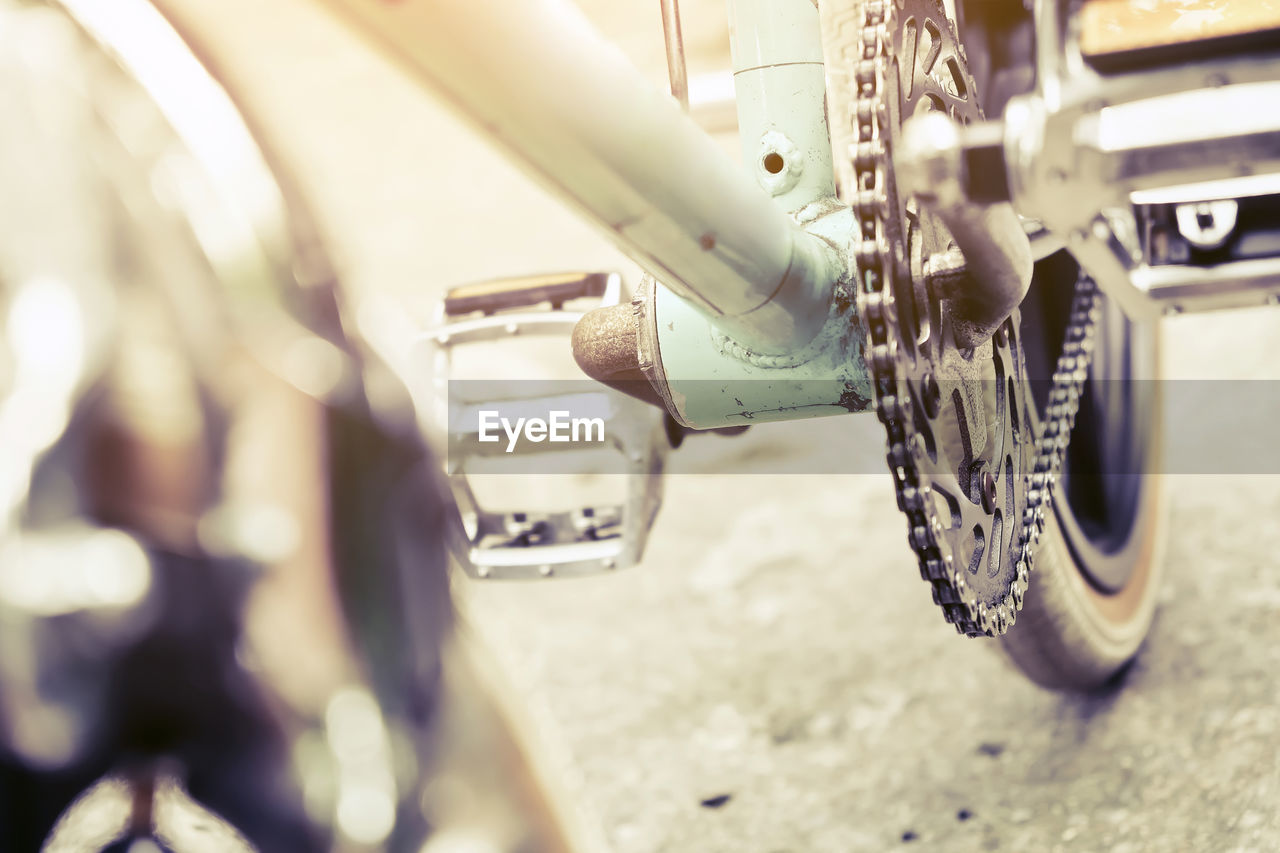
1174 200 1239 251
996 0 1280 315
1130 256 1280 308
896 112 1033 346
317 0 838 353
659 0 689 109
420 274 667 579
880 0 1033 356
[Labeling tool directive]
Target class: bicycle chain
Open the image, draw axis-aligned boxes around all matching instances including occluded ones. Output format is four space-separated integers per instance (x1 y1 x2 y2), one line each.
849 0 1100 637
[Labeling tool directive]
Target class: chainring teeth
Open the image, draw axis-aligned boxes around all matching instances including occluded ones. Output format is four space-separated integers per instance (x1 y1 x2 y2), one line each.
848 0 1096 639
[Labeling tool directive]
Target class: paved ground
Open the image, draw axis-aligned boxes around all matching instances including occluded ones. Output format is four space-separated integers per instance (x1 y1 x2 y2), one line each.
166 2 1280 851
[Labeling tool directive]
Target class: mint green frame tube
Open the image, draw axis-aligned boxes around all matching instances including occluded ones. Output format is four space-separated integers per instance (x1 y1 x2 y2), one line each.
316 0 837 355
645 0 873 428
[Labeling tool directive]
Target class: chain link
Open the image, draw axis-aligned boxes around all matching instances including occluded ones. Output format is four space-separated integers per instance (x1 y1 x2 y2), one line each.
849 0 1100 637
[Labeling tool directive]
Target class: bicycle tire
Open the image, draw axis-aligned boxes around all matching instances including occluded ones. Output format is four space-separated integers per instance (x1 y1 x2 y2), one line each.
999 263 1167 690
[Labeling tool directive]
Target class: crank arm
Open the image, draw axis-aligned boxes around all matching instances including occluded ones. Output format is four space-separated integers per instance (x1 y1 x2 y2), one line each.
895 114 1033 348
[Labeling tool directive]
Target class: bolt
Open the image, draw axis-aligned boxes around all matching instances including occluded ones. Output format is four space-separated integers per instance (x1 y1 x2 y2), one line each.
922 372 942 418
538 564 554 577
980 470 997 514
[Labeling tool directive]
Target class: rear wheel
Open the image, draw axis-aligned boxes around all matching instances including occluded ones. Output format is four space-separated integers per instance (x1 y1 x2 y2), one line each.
999 250 1166 690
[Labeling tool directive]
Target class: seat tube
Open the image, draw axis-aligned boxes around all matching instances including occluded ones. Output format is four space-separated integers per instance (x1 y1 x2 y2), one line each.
727 0 837 212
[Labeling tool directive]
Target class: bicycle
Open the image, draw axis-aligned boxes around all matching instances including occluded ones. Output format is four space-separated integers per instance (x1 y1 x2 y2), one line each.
3 0 1278 849
306 0 1278 690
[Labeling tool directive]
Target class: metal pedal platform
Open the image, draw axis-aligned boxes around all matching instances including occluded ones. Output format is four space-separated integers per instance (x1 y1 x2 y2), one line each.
419 271 667 580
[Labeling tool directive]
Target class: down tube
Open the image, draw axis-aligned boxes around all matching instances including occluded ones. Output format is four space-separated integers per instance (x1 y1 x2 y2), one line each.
315 0 837 354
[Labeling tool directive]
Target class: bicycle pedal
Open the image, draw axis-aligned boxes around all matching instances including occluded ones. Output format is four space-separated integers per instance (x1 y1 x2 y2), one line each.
419 271 666 580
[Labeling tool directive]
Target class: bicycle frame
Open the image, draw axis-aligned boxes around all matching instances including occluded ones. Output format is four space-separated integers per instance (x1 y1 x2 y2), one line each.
317 0 1039 430
322 0 838 354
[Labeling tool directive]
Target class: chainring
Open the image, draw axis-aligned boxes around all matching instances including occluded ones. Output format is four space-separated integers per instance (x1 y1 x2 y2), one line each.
854 0 1029 637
